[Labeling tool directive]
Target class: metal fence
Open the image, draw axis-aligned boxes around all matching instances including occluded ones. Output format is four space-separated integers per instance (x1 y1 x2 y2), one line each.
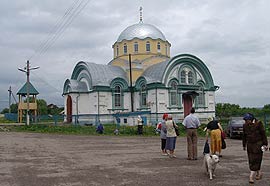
4 111 183 126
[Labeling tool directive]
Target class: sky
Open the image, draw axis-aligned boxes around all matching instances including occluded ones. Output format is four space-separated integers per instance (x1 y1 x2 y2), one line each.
0 0 270 111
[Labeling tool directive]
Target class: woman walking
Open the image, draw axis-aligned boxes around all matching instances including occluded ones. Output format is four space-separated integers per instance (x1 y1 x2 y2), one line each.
206 117 223 157
242 113 268 184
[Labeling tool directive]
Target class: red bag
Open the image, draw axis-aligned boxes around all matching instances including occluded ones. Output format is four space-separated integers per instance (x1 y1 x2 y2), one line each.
221 131 226 139
157 123 162 130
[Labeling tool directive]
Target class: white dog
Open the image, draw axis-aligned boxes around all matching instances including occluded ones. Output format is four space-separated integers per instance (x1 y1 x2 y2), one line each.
203 154 220 180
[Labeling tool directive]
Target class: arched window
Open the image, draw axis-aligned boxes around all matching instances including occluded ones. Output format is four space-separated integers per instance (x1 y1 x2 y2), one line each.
123 43 127 54
140 84 147 107
169 81 178 106
188 71 194 84
196 85 205 107
114 85 122 107
134 42 138 53
157 42 161 52
180 70 186 84
116 46 119 56
146 41 150 52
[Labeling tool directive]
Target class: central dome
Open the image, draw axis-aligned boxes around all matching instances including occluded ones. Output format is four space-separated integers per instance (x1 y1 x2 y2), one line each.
116 22 166 42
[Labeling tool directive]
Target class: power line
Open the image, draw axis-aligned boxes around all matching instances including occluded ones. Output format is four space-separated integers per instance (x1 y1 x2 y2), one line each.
29 0 81 60
31 71 62 93
29 0 90 61
38 0 90 58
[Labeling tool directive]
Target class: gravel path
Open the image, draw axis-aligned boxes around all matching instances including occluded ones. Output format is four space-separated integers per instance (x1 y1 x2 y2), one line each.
0 132 269 186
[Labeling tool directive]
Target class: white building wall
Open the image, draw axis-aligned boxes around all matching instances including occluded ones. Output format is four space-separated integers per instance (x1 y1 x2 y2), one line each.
158 89 169 113
133 92 140 111
98 92 110 114
77 93 96 114
123 92 131 111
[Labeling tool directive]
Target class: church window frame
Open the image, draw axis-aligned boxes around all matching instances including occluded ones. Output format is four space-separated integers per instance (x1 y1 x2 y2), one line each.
180 70 186 84
188 71 194 84
146 41 150 52
169 80 179 107
116 46 119 56
195 83 206 108
134 42 138 53
140 84 147 108
123 43 127 54
157 42 161 52
112 85 123 108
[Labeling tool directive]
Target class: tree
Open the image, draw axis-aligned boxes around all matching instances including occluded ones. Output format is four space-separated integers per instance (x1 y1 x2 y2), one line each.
0 103 18 114
215 103 241 119
37 99 48 115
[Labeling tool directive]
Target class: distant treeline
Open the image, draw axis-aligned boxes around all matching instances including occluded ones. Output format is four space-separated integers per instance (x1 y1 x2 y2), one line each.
0 99 63 115
216 103 270 119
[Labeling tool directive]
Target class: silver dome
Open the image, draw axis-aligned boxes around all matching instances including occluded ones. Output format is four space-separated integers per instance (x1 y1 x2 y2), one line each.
117 23 166 42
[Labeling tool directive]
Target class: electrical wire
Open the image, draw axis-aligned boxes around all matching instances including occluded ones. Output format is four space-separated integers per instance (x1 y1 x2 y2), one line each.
29 0 81 60
29 0 90 61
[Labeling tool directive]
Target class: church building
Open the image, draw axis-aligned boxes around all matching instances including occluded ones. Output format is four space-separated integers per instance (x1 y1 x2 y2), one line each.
63 10 219 124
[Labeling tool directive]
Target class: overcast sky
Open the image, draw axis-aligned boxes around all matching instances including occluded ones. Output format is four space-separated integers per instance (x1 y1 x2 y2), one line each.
0 0 269 111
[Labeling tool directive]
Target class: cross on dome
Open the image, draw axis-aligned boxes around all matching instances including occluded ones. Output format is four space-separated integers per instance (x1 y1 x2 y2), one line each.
139 7 143 23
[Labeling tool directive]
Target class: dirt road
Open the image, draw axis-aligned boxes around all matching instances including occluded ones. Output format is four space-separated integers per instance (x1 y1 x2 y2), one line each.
0 132 269 186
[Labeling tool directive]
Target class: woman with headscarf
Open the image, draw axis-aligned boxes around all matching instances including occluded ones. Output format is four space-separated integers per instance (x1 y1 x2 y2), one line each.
165 114 178 158
242 113 268 184
205 117 223 157
160 113 168 155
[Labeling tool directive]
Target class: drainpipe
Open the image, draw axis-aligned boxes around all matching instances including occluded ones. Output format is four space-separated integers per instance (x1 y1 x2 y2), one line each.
129 54 134 112
155 87 158 123
76 94 80 124
97 91 100 123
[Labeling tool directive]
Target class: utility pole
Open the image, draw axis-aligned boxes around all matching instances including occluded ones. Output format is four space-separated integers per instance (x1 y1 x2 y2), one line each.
129 54 134 112
18 60 39 125
8 86 18 113
8 86 11 113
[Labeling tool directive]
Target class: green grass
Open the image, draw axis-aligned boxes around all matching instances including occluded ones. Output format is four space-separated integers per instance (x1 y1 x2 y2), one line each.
0 117 14 123
3 122 269 137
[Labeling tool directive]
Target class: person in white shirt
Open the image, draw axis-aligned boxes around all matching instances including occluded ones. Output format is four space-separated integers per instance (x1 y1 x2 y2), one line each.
182 107 201 160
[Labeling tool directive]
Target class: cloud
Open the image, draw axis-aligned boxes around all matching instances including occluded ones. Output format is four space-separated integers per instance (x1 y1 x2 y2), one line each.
0 0 270 111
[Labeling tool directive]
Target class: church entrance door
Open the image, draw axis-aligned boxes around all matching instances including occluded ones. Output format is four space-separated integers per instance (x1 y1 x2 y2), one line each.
67 95 72 123
183 94 192 117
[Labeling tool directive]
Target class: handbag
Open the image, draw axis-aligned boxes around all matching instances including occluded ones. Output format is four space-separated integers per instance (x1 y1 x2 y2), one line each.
173 121 179 136
221 130 226 149
203 140 210 154
221 137 226 149
221 131 226 139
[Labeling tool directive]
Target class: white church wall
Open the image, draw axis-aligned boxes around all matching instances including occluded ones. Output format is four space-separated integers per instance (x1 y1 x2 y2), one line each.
157 89 168 113
98 92 110 114
133 92 140 111
147 89 156 112
123 92 131 111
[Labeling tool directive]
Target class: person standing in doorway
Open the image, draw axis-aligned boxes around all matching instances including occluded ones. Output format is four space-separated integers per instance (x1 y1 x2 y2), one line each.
242 113 268 184
182 107 201 160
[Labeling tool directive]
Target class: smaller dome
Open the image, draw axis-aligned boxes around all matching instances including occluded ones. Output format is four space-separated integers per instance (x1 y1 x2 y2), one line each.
117 22 166 42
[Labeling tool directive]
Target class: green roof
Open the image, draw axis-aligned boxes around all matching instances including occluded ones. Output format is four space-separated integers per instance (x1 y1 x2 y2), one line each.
17 82 39 95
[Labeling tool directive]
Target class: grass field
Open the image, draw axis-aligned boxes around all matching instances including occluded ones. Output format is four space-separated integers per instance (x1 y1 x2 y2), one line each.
0 123 233 137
